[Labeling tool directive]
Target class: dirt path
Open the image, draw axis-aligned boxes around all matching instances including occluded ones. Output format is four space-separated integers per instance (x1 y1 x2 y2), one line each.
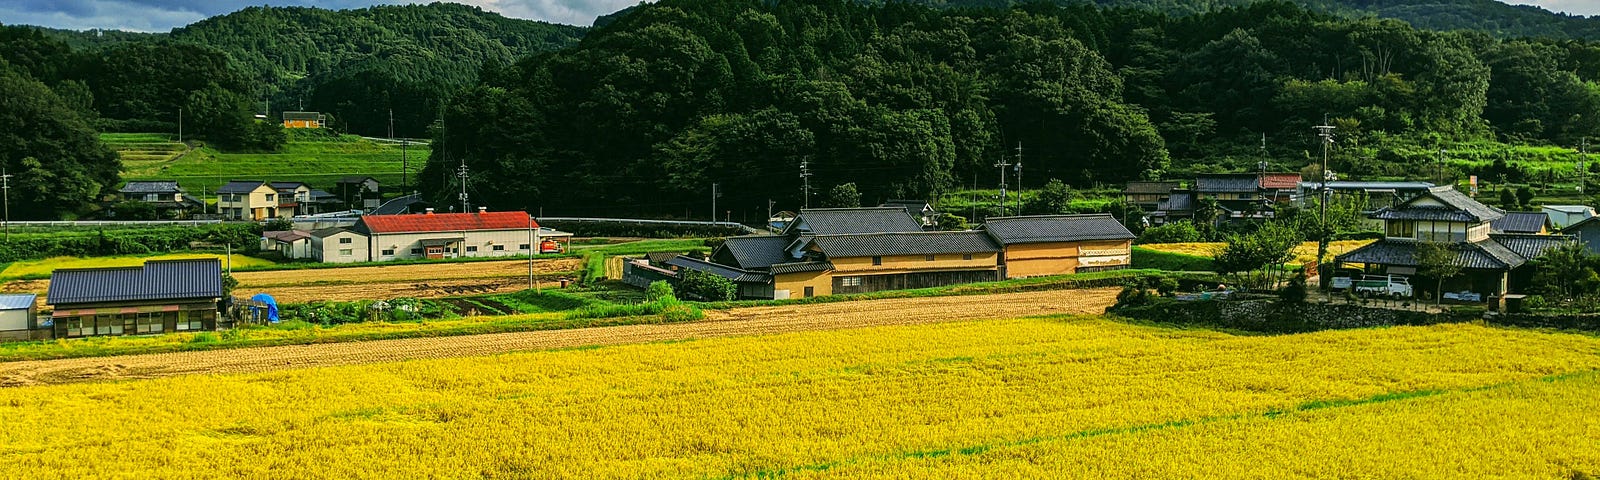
0 288 1118 387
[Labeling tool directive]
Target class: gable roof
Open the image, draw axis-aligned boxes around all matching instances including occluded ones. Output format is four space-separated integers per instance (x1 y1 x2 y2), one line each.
310 227 358 238
270 182 309 191
119 181 181 194
1490 211 1549 234
1543 205 1594 214
0 294 36 310
1159 191 1194 212
1562 215 1600 233
283 111 321 121
1337 235 1573 271
1370 186 1504 223
1123 181 1179 195
714 235 792 270
357 211 533 234
785 207 924 235
983 214 1135 245
46 259 222 306
664 255 771 284
1259 173 1301 190
263 230 312 243
338 176 379 184
217 181 269 194
1491 233 1573 260
1195 174 1259 193
804 231 1000 258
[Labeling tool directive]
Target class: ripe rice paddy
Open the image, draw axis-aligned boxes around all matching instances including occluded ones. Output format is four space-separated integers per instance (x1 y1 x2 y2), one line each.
0 315 1595 478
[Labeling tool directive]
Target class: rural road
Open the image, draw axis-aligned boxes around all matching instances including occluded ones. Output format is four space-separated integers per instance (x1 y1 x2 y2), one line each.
0 287 1119 387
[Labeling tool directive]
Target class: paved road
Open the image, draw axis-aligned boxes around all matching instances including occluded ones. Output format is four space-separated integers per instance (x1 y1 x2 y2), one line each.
0 288 1119 388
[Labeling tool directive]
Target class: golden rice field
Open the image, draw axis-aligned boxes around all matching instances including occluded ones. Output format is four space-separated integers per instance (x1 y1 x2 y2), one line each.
1141 240 1374 264
1 316 1597 478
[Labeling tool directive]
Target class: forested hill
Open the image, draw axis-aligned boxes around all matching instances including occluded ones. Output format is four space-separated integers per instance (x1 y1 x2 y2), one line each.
423 0 1600 220
915 0 1600 40
25 3 585 137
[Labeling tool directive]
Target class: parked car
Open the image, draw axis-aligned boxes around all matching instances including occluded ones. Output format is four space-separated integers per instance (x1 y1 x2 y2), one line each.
1354 274 1413 298
1443 290 1483 302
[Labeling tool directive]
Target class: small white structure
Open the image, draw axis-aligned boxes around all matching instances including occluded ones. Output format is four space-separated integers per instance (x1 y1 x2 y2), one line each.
1542 205 1596 229
0 294 39 342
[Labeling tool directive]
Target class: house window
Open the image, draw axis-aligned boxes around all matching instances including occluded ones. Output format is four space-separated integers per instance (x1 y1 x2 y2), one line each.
381 249 395 256
174 311 200 331
136 312 164 334
466 246 479 252
804 286 815 298
339 249 353 257
964 254 974 261
411 248 423 255
266 194 275 202
145 194 158 202
520 244 530 250
872 256 882 265
841 277 862 287
1387 221 1415 238
339 237 352 244
63 318 84 337
925 255 936 262
492 245 505 251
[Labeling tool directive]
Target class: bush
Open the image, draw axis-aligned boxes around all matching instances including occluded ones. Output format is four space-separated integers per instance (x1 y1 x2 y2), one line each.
539 220 745 238
645 281 675 303
1280 271 1308 303
679 269 737 301
188 332 218 344
0 223 262 262
1131 247 1215 271
1137 220 1203 244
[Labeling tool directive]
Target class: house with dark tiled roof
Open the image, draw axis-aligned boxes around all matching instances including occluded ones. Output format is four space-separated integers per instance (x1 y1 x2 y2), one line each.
118 181 204 218
45 259 222 338
982 214 1136 278
879 200 938 229
1122 182 1180 211
1337 186 1572 300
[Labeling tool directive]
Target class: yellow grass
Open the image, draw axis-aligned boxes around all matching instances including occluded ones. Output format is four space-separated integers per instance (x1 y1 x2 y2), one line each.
1141 240 1373 264
0 317 1597 478
0 253 274 280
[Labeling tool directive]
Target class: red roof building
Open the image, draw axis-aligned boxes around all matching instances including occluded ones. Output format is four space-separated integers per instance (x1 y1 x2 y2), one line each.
1259 172 1302 190
356 210 535 234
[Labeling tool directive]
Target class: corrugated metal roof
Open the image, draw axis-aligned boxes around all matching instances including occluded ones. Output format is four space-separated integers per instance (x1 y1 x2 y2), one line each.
665 256 771 283
1491 233 1573 260
217 180 268 194
263 230 311 243
786 208 924 235
119 181 181 194
46 259 222 306
373 194 424 215
0 294 36 310
983 214 1135 245
358 211 533 234
1195 174 1259 193
1298 181 1436 190
715 235 792 270
1491 212 1549 234
1123 181 1179 195
806 231 1000 258
1543 205 1594 213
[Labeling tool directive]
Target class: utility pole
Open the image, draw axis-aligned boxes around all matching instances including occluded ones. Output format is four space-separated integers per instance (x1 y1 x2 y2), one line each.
1 168 10 241
767 199 775 225
800 159 813 209
388 109 395 140
528 213 537 293
177 108 183 144
401 139 408 194
1313 123 1337 224
711 183 720 222
995 153 1012 216
1014 142 1024 214
457 158 469 213
1580 138 1589 195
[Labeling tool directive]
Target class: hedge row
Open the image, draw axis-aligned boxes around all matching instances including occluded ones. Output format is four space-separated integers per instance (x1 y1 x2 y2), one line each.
539 220 747 238
1130 247 1215 272
0 224 261 262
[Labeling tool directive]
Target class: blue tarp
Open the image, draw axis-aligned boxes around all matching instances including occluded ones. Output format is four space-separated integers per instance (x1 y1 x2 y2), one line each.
249 293 280 323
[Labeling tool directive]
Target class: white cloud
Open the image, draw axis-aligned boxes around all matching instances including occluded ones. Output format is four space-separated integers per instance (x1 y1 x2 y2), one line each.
1502 0 1600 17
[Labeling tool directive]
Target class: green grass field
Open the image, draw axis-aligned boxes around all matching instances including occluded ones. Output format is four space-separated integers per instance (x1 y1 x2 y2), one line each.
0 253 276 281
112 132 417 194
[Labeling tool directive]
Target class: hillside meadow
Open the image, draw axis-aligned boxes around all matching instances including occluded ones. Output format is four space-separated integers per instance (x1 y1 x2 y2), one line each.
0 316 1596 478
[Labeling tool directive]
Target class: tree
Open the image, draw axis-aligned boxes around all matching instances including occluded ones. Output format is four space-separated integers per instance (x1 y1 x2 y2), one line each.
1499 189 1519 209
1515 186 1535 209
1528 242 1600 302
1416 241 1462 305
0 64 120 219
1025 179 1077 215
678 269 736 301
645 281 676 303
1214 221 1301 289
1137 220 1203 244
935 213 970 231
825 183 860 208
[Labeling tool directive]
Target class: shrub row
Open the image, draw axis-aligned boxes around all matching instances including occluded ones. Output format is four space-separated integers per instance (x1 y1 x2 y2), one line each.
1130 247 1215 272
540 220 747 238
0 224 262 262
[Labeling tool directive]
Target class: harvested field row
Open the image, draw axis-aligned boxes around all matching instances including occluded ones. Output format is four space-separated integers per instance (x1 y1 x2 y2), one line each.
0 287 1120 387
230 257 583 287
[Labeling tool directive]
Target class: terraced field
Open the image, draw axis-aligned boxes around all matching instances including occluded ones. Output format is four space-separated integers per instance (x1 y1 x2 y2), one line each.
102 133 188 177
116 133 412 193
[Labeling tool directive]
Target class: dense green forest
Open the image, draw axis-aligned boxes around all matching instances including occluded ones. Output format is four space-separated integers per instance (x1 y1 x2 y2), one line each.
420 0 1600 220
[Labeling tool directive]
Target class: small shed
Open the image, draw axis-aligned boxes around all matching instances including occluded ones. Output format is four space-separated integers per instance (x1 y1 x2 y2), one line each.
282 111 326 129
0 294 39 341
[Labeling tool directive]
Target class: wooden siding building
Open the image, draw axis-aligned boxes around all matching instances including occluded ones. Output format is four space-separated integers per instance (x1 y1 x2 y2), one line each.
45 259 222 338
982 214 1136 278
282 111 326 129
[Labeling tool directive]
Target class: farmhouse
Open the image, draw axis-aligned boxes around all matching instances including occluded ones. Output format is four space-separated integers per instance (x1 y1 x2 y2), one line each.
262 230 314 259
118 181 204 217
1122 181 1180 211
1337 186 1571 299
216 180 280 221
651 207 1134 300
310 227 368 263
45 259 222 338
983 214 1136 278
0 294 40 342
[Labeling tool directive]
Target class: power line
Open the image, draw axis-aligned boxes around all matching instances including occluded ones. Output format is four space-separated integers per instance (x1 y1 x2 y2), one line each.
994 152 1011 217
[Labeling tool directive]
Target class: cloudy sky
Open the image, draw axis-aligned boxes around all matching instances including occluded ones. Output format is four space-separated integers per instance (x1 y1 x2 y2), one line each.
2 0 1598 32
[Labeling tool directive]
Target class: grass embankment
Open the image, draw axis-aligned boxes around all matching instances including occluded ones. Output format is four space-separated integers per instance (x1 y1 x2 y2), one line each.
1136 240 1374 265
0 253 275 281
698 269 1213 309
3 318 1596 477
116 131 410 193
